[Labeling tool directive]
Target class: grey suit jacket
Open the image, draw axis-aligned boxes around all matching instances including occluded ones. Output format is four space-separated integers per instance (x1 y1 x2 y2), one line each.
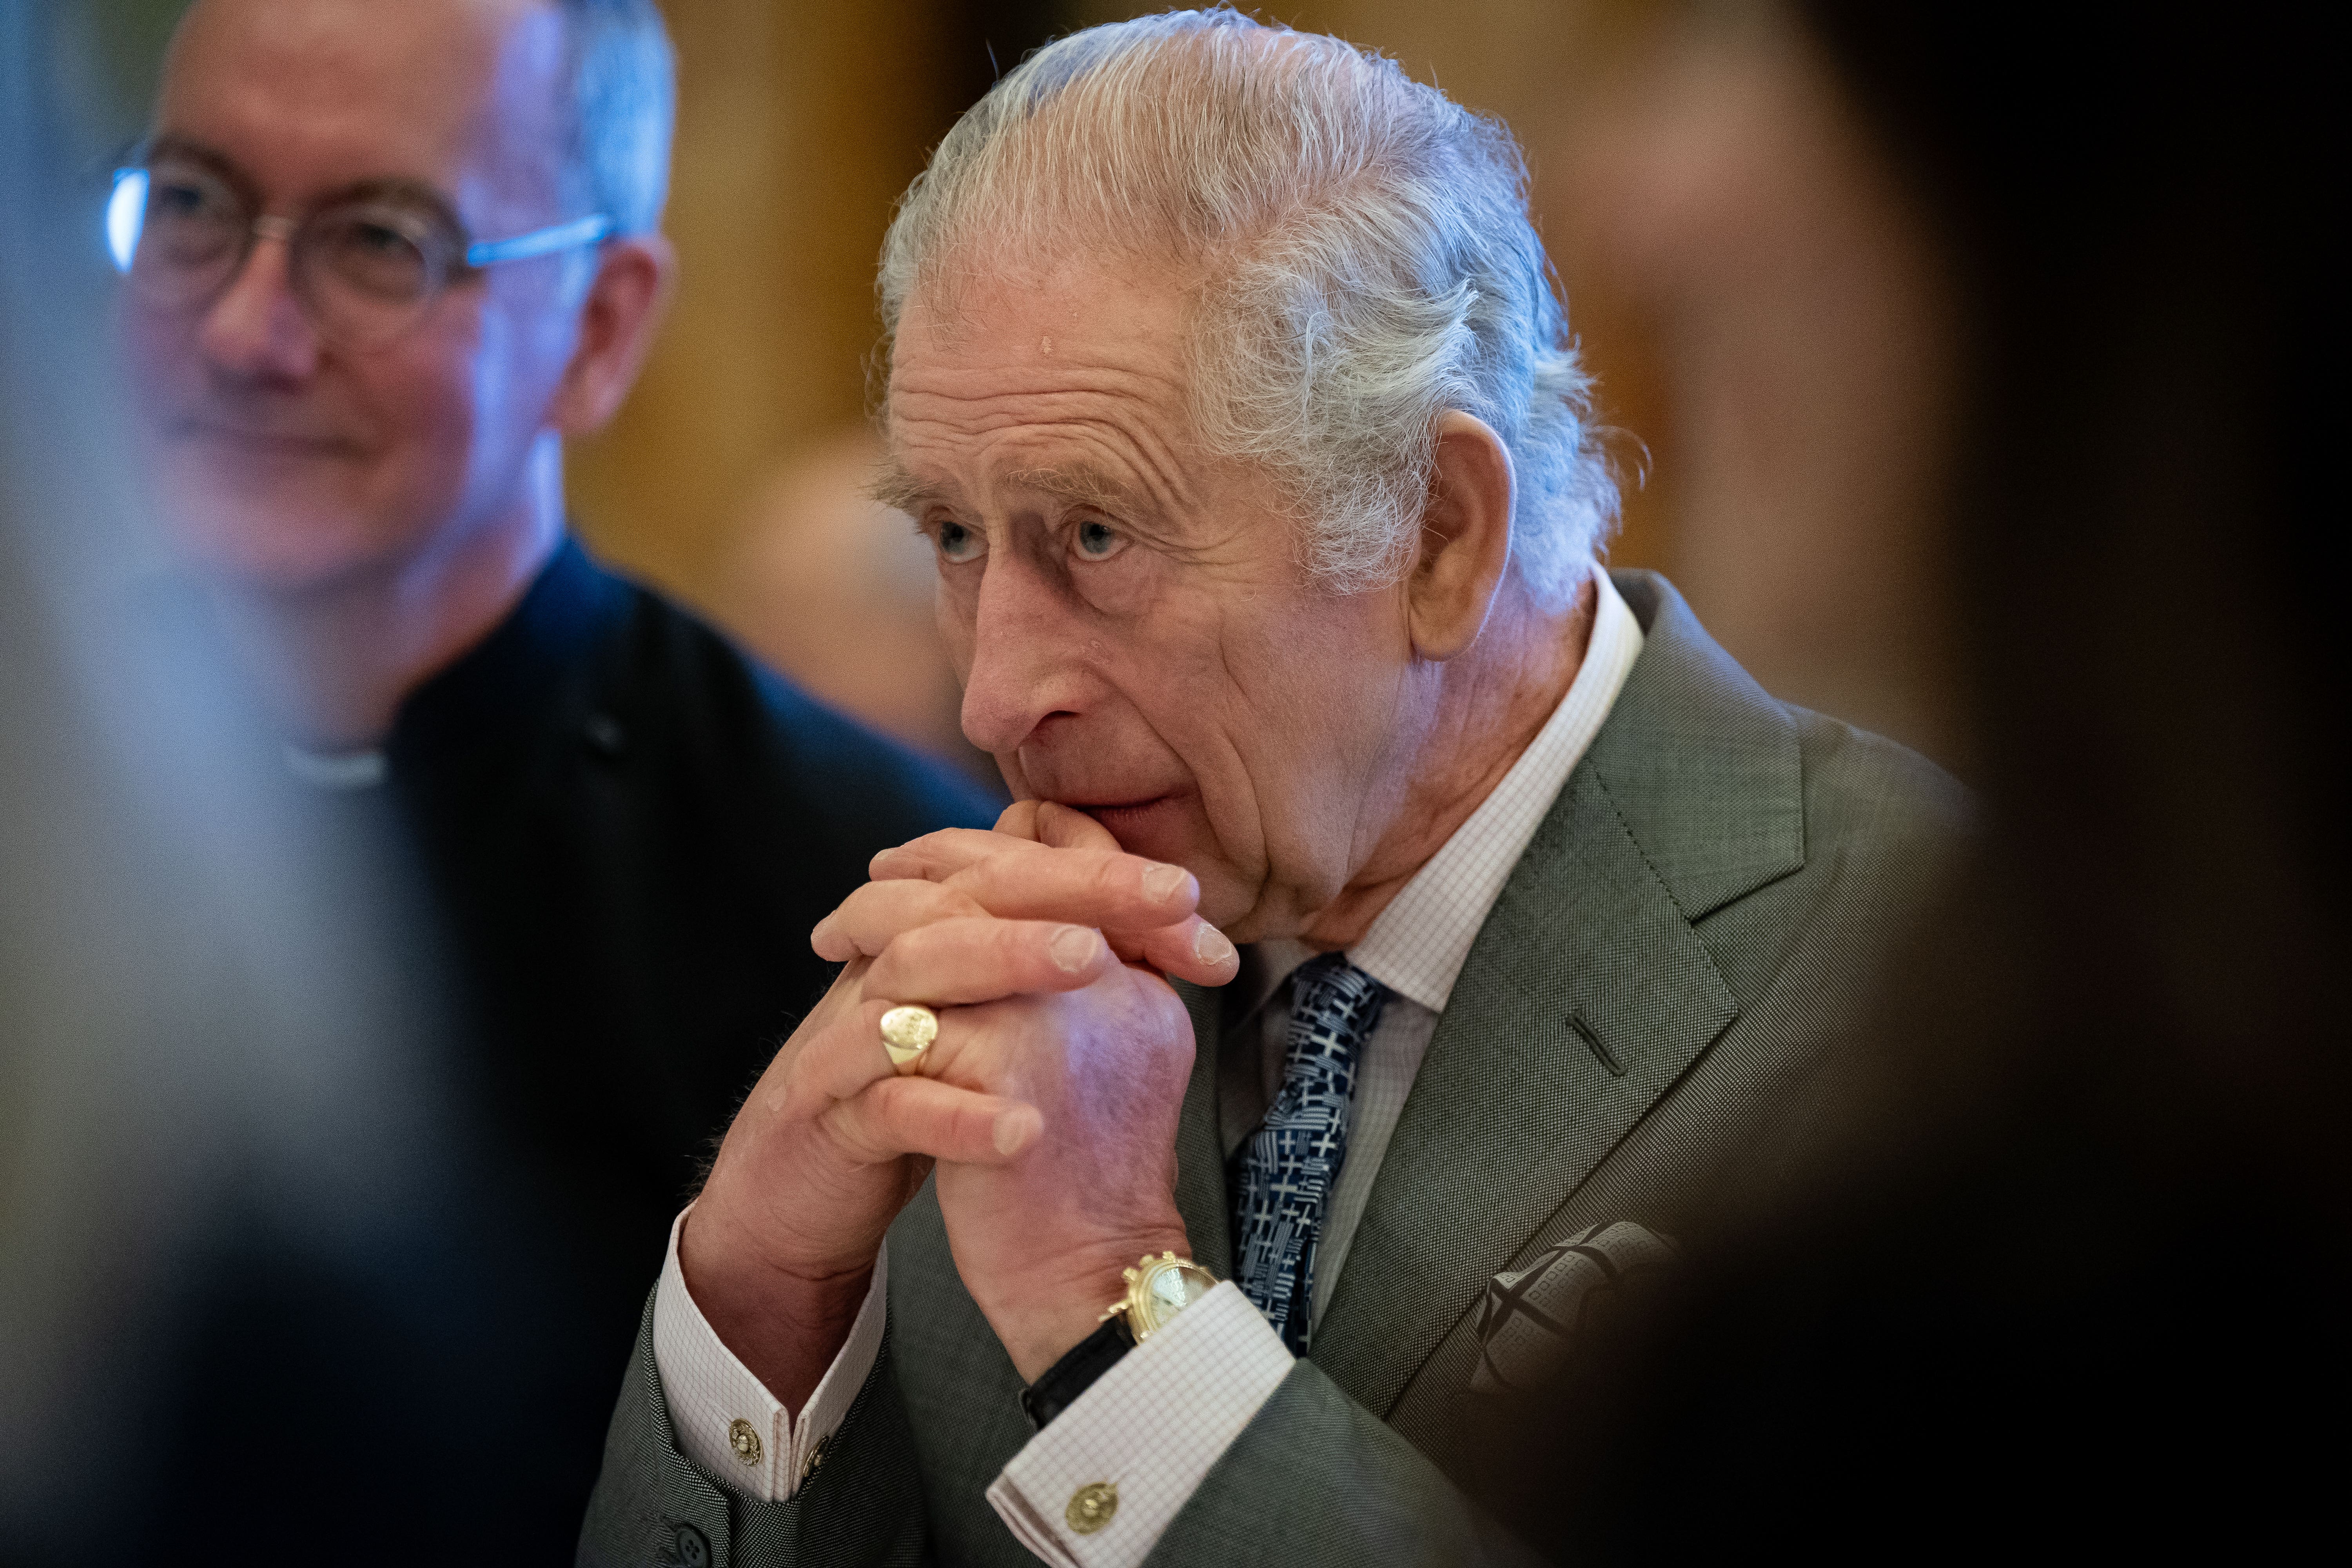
578 571 1967 1567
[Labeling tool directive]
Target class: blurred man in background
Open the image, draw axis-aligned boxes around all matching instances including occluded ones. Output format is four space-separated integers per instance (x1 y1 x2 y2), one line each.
108 0 997 1535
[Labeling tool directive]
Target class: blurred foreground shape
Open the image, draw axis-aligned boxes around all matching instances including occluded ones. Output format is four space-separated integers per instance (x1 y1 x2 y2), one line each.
1485 1 2346 1555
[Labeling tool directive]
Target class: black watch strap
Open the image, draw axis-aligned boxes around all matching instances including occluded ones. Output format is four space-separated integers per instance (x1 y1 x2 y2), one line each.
1019 1314 1136 1430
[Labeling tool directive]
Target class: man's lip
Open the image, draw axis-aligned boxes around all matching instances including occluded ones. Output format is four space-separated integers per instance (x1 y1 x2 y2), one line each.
174 421 358 455
1059 794 1182 820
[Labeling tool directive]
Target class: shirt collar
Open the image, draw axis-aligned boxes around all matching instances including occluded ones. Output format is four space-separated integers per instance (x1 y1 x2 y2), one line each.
1344 568 1644 1013
1227 935 1320 1027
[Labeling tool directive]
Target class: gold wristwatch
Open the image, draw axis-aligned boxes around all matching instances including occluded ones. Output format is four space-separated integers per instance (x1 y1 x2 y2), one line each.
1101 1251 1220 1342
1024 1252 1220 1431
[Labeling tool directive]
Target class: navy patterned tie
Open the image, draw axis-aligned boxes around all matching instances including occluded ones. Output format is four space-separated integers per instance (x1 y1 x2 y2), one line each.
1230 953 1389 1354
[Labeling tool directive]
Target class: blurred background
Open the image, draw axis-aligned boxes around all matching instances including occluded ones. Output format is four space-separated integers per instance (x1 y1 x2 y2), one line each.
62 0 1968 780
11 0 2338 1560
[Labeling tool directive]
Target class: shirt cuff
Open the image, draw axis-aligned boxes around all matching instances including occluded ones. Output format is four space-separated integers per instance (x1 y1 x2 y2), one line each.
649 1204 889 1502
986 1282 1292 1567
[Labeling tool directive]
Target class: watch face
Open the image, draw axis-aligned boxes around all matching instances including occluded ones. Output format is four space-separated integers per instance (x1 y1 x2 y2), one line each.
1138 1260 1216 1332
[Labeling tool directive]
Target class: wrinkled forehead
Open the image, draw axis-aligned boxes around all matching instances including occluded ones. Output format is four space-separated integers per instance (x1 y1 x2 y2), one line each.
882 253 1207 479
896 239 1192 343
884 241 1221 419
158 0 568 207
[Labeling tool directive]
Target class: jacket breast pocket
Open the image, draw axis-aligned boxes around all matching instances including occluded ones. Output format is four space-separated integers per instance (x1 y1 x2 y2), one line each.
1468 1220 1678 1394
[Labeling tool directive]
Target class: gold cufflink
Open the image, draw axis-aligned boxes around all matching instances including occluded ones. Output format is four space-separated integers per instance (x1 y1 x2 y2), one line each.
728 1418 763 1466
1067 1480 1118 1534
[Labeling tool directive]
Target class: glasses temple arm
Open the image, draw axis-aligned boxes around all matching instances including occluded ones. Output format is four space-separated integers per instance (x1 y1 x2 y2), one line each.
465 213 615 269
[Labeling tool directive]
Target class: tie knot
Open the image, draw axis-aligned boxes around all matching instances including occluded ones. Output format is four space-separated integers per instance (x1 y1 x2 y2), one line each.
1291 952 1385 1033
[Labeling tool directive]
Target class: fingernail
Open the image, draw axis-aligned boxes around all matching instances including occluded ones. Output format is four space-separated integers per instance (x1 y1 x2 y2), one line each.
1050 925 1101 972
1193 924 1236 967
1143 862 1189 903
994 1107 1038 1157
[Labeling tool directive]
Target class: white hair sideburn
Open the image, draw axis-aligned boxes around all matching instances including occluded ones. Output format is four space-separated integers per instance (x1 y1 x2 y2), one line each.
878 7 1619 607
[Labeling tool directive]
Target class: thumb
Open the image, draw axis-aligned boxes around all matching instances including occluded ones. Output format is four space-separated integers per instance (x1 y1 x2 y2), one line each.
1033 799 1123 853
992 799 1047 842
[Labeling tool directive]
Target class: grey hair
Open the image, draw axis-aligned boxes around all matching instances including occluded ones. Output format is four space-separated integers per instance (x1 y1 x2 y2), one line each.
878 7 1617 607
553 0 674 236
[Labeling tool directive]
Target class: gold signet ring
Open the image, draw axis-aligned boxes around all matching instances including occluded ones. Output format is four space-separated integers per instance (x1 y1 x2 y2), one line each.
878 1005 939 1074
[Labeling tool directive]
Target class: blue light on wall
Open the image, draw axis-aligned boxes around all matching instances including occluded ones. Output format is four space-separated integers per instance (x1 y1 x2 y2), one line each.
107 167 146 273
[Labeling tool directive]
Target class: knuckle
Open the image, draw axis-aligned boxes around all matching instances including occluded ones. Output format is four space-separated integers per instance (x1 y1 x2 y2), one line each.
882 829 960 875
1088 853 1131 903
944 858 999 902
894 882 957 924
867 846 920 877
838 882 899 922
881 919 947 967
944 1094 985 1141
878 1077 932 1129
968 918 1013 960
860 939 901 988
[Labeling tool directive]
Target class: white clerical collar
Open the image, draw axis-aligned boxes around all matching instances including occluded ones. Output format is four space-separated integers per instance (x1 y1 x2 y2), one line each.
1345 567 1644 1013
283 743 389 791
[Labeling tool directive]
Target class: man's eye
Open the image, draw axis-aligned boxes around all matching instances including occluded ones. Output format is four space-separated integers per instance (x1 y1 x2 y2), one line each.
151 180 214 218
350 221 413 256
933 521 984 563
1073 520 1126 560
145 174 240 237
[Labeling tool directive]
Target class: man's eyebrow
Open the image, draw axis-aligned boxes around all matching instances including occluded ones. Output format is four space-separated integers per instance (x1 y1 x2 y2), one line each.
141 135 461 227
140 135 257 201
143 132 225 166
867 461 1156 519
1002 464 1156 517
867 457 940 514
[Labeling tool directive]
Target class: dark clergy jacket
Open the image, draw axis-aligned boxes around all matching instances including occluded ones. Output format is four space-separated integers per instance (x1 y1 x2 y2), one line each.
578 571 1968 1567
263 538 999 1543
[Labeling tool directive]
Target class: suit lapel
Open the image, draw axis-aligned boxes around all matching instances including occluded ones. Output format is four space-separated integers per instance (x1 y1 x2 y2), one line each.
1309 570 1799 1417
1171 978 1233 1277
1308 764 1739 1413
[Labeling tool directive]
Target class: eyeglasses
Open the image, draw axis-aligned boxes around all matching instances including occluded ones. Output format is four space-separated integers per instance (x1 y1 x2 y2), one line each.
107 151 613 348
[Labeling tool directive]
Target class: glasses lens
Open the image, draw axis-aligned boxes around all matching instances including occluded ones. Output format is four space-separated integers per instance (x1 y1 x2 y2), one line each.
127 160 247 305
298 201 447 345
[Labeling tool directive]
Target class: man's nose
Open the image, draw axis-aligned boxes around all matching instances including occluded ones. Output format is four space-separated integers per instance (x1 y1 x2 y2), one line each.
958 554 1091 757
195 232 321 382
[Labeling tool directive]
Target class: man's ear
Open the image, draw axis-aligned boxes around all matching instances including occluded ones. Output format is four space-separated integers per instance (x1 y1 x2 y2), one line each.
548 233 676 438
1407 411 1516 661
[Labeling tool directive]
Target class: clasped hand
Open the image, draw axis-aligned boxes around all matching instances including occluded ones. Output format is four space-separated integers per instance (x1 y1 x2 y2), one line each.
682 802 1240 1405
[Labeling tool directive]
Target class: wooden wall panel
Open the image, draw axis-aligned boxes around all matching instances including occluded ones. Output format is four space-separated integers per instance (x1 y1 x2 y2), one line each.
566 0 955 609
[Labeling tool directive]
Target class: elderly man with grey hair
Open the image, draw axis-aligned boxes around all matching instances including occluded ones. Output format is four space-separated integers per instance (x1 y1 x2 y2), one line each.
110 0 995 1543
583 9 1961 1566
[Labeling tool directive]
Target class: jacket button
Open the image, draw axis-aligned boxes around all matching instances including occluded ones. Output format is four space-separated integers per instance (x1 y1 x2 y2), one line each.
666 1522 711 1567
